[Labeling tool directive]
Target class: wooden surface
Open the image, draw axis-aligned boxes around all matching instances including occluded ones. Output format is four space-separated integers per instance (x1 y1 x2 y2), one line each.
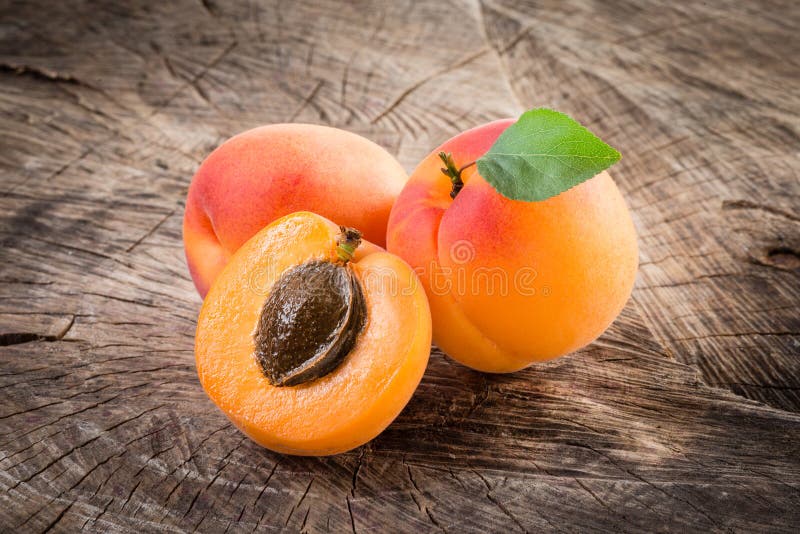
1 0 799 531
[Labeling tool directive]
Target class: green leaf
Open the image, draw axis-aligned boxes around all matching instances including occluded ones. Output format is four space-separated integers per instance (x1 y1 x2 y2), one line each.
476 108 621 202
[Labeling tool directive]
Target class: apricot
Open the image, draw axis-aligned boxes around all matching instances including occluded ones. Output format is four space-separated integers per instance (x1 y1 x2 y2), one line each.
195 212 431 455
387 120 638 373
184 124 408 297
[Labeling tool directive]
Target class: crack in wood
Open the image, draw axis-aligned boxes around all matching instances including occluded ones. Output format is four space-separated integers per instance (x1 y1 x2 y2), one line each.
485 491 528 533
287 79 324 123
126 208 177 253
722 199 800 222
285 477 314 526
346 496 357 534
0 64 92 89
404 462 446 532
370 47 491 124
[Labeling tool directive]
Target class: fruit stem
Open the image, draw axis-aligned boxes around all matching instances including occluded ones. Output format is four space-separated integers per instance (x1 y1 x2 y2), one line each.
336 226 362 264
438 152 475 199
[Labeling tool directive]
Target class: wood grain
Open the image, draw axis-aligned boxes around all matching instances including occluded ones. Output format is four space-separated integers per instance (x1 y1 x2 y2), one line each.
1 0 798 532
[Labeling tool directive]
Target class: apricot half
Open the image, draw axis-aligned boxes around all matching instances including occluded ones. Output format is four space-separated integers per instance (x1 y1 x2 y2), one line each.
184 124 408 297
195 212 431 455
387 120 638 373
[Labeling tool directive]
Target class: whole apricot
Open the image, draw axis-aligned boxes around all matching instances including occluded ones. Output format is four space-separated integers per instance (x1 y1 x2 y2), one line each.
184 124 407 297
387 120 638 373
195 212 431 455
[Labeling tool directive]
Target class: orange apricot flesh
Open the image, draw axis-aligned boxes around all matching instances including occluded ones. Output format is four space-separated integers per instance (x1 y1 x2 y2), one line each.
195 212 431 455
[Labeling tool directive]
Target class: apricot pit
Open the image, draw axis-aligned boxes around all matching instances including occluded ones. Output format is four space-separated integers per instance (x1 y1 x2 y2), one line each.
255 230 367 387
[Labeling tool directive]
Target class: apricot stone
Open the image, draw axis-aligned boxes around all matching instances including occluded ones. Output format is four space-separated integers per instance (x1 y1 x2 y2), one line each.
387 120 638 373
184 124 407 297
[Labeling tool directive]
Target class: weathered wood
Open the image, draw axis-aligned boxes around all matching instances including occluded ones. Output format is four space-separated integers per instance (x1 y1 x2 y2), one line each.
482 0 800 413
0 0 798 532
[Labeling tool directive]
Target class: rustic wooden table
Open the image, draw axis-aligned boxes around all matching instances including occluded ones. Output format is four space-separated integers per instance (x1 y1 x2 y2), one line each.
2 1 799 532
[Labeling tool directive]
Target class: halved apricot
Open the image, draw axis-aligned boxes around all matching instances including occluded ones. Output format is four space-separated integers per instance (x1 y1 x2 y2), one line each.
195 212 431 455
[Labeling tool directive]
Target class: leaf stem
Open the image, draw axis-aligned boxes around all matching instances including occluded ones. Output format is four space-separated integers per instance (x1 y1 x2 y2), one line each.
438 152 476 199
335 226 362 264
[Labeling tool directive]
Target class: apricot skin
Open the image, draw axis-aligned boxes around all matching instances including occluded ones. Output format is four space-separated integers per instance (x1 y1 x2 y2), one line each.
387 120 638 373
195 212 431 456
183 124 408 297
